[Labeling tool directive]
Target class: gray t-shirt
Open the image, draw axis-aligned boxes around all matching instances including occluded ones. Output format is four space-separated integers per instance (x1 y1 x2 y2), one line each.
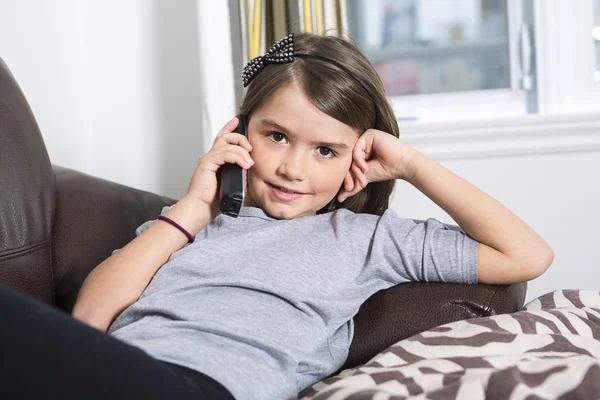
108 206 478 400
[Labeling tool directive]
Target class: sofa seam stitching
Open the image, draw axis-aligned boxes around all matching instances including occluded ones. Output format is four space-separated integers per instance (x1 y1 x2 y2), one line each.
0 241 51 261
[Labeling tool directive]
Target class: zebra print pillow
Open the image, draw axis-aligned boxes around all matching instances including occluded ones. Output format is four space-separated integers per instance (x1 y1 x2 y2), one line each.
299 290 600 399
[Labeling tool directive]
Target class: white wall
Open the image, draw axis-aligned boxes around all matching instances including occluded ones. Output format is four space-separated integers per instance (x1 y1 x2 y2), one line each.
394 113 600 303
0 1 90 171
1 1 598 303
392 151 600 303
0 0 236 199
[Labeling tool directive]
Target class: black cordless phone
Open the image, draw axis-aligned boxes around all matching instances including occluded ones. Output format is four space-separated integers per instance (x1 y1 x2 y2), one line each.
218 114 247 217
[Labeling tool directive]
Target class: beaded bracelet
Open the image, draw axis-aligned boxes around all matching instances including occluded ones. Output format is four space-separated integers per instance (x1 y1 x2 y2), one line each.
157 215 195 244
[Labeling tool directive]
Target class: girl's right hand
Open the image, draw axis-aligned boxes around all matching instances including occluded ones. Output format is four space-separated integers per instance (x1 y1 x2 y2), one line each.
185 116 254 219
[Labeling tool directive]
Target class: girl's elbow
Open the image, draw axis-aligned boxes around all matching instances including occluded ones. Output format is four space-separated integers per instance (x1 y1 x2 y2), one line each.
524 245 554 281
476 242 553 284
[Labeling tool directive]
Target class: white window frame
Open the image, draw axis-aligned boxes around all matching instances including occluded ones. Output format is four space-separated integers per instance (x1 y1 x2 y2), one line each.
534 0 600 114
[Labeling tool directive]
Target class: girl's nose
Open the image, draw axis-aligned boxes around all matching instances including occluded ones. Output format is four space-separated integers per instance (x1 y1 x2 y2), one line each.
277 153 307 181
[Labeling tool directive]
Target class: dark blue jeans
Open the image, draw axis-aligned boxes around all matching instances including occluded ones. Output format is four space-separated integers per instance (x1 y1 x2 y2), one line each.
0 283 235 399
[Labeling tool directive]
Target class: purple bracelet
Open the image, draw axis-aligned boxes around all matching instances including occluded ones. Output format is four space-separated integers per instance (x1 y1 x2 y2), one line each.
157 215 195 243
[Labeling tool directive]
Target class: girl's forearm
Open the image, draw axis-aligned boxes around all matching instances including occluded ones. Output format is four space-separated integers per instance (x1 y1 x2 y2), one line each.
72 195 213 332
404 148 552 265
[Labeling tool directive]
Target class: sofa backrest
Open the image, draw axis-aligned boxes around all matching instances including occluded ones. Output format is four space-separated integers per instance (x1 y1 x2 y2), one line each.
0 57 56 304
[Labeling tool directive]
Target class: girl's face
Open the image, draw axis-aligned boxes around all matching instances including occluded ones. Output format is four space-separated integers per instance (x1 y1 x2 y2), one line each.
244 84 360 220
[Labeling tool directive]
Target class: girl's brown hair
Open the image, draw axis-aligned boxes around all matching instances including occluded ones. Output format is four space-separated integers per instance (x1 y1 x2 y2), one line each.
240 32 399 216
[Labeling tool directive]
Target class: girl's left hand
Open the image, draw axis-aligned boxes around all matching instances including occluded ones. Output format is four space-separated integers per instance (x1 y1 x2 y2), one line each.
337 129 415 202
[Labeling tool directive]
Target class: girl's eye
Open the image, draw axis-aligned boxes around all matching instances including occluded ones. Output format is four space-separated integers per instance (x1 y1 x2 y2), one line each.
267 132 287 143
267 132 336 158
317 147 335 158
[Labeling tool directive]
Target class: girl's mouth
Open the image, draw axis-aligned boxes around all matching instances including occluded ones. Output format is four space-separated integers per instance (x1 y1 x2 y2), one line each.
268 183 306 202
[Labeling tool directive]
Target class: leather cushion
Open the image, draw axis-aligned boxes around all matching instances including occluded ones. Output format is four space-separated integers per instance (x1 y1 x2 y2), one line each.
0 57 55 304
52 166 174 313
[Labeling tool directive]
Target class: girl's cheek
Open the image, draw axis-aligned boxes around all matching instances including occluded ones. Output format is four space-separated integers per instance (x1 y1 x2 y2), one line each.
248 153 268 177
252 146 276 169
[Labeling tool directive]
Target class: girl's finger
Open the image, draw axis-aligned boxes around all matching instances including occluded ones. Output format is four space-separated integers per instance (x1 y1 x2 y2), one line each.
353 135 365 161
352 163 368 188
344 171 354 192
351 165 360 191
355 157 368 174
213 145 254 168
339 164 366 202
218 132 253 151
201 152 251 173
338 170 356 202
223 116 240 133
363 130 374 160
219 153 253 170
214 117 241 141
352 137 369 173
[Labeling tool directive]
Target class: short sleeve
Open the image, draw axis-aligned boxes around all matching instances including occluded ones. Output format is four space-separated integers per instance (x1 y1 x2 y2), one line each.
367 209 479 284
111 205 175 256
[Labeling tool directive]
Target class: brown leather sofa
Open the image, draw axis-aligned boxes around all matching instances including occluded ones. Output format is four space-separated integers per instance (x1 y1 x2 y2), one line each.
0 56 526 374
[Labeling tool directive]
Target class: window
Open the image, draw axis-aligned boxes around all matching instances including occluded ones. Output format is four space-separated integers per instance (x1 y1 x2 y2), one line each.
235 0 599 123
346 0 600 122
348 0 510 96
347 0 533 121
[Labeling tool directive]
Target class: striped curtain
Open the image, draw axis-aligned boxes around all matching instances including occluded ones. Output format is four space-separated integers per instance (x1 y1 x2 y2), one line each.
238 0 348 63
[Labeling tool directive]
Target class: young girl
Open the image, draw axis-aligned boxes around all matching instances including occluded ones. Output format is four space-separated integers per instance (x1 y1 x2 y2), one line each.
1 33 553 400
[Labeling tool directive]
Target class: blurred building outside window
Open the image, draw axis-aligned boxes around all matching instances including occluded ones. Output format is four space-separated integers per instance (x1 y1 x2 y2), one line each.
346 0 599 122
347 0 530 122
350 0 509 96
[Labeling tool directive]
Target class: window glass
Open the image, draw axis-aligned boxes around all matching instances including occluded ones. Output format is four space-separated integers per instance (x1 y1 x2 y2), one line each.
347 0 510 96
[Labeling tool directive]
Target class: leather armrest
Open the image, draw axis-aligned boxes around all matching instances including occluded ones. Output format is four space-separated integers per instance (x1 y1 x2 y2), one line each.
51 165 176 313
342 281 526 370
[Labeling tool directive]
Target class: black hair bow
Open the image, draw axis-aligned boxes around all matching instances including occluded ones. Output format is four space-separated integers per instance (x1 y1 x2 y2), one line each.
242 33 295 87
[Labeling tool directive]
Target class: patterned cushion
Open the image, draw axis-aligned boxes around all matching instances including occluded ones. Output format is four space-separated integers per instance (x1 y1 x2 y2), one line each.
299 290 600 399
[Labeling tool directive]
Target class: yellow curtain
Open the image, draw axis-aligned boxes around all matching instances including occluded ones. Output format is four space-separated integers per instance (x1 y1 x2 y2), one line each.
248 0 262 59
243 0 340 63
